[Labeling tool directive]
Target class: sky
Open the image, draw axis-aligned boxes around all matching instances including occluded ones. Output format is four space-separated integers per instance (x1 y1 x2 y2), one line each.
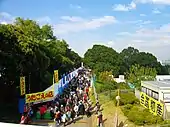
0 0 170 61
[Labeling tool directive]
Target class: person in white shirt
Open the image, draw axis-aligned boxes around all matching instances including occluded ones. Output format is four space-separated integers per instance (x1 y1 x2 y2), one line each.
74 104 79 117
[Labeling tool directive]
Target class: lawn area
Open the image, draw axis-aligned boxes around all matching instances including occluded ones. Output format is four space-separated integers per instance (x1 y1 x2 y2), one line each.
91 91 159 127
98 92 137 127
90 78 167 127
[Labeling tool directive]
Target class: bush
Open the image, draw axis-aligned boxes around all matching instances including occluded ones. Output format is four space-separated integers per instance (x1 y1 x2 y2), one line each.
122 105 163 125
121 104 133 116
95 81 117 93
112 92 139 106
120 92 139 105
117 82 130 89
160 120 170 125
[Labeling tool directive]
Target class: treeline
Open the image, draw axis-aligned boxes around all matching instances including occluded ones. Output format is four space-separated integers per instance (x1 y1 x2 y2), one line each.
84 45 169 76
0 18 169 105
0 18 82 104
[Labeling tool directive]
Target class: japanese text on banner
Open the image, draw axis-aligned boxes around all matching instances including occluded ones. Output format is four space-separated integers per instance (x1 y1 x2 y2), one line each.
20 77 26 96
140 92 164 117
54 70 59 83
25 91 54 103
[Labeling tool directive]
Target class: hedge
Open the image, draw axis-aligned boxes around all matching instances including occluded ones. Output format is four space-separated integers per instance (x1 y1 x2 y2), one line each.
121 104 163 125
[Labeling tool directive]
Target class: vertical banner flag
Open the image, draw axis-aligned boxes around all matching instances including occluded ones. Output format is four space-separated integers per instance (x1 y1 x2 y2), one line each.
72 73 74 78
68 73 71 81
20 76 26 96
53 75 55 91
62 74 65 86
54 70 59 83
66 74 69 82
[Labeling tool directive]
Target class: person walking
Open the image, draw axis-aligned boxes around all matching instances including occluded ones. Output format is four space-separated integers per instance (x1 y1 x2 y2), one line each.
97 111 103 127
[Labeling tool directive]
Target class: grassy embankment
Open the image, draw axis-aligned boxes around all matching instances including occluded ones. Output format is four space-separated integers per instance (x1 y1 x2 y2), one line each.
90 81 169 127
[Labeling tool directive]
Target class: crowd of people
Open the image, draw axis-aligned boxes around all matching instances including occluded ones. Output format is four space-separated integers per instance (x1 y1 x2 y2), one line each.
50 70 92 126
20 69 103 126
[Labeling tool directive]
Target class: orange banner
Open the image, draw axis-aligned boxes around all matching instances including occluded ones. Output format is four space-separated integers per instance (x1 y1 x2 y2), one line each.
20 77 26 96
25 91 54 103
54 70 59 83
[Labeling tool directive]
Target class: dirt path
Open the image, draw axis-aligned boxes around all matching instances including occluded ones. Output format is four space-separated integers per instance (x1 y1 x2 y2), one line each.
67 115 92 127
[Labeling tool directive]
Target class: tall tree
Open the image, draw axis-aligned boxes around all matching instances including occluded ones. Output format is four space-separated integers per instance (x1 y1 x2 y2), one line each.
126 64 157 88
0 18 82 104
120 47 168 75
84 45 121 76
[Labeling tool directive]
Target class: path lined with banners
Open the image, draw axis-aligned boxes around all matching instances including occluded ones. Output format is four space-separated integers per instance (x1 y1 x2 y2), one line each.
22 67 98 127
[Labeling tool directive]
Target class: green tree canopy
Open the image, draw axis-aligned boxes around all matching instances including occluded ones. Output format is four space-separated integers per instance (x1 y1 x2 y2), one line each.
0 18 82 104
120 47 168 75
84 45 121 76
126 64 157 88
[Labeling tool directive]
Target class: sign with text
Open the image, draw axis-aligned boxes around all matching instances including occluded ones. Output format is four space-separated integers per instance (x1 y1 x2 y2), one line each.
54 70 59 83
20 77 26 96
140 92 164 117
25 91 54 103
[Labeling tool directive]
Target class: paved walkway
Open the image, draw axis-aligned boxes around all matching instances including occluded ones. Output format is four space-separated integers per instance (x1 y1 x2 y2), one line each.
31 115 92 127
67 116 92 127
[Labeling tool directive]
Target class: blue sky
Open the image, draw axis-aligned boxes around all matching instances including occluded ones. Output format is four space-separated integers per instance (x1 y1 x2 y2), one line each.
0 0 170 61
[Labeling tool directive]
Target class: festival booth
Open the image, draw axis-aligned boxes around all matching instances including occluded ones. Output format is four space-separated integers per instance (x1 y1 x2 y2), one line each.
24 67 82 120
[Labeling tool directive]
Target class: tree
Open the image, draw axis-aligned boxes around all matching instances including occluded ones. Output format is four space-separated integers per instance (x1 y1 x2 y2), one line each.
99 71 113 83
126 64 157 88
84 45 121 76
120 47 168 75
0 18 82 105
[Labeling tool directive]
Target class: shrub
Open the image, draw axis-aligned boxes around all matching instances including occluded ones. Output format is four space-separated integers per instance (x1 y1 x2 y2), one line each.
121 104 133 116
95 81 117 93
119 92 139 105
117 82 130 89
160 120 170 125
122 105 163 125
112 92 139 106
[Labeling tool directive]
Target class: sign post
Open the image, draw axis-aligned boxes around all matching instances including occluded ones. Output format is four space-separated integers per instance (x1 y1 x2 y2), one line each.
20 76 26 96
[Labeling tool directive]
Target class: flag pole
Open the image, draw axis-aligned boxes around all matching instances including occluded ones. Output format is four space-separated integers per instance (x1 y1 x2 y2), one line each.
53 74 55 91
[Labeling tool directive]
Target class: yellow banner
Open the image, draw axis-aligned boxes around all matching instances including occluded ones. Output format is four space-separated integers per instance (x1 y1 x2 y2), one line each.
20 77 26 96
140 92 164 117
54 70 59 83
25 90 54 103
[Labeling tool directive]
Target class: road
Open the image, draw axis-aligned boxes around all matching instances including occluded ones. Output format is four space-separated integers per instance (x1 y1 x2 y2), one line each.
32 115 92 127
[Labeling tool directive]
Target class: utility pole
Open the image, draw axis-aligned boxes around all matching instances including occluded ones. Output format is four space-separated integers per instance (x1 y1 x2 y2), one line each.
114 89 120 127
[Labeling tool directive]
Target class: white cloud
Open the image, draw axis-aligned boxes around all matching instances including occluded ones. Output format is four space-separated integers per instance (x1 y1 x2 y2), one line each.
124 20 151 27
36 16 51 24
0 12 51 25
54 16 117 35
141 20 152 24
69 4 82 9
117 23 170 48
113 2 136 11
107 41 115 46
0 12 14 24
134 0 170 5
140 14 146 16
116 24 170 60
0 21 7 25
60 16 84 22
115 0 170 12
0 12 117 35
152 8 161 14
0 12 11 18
